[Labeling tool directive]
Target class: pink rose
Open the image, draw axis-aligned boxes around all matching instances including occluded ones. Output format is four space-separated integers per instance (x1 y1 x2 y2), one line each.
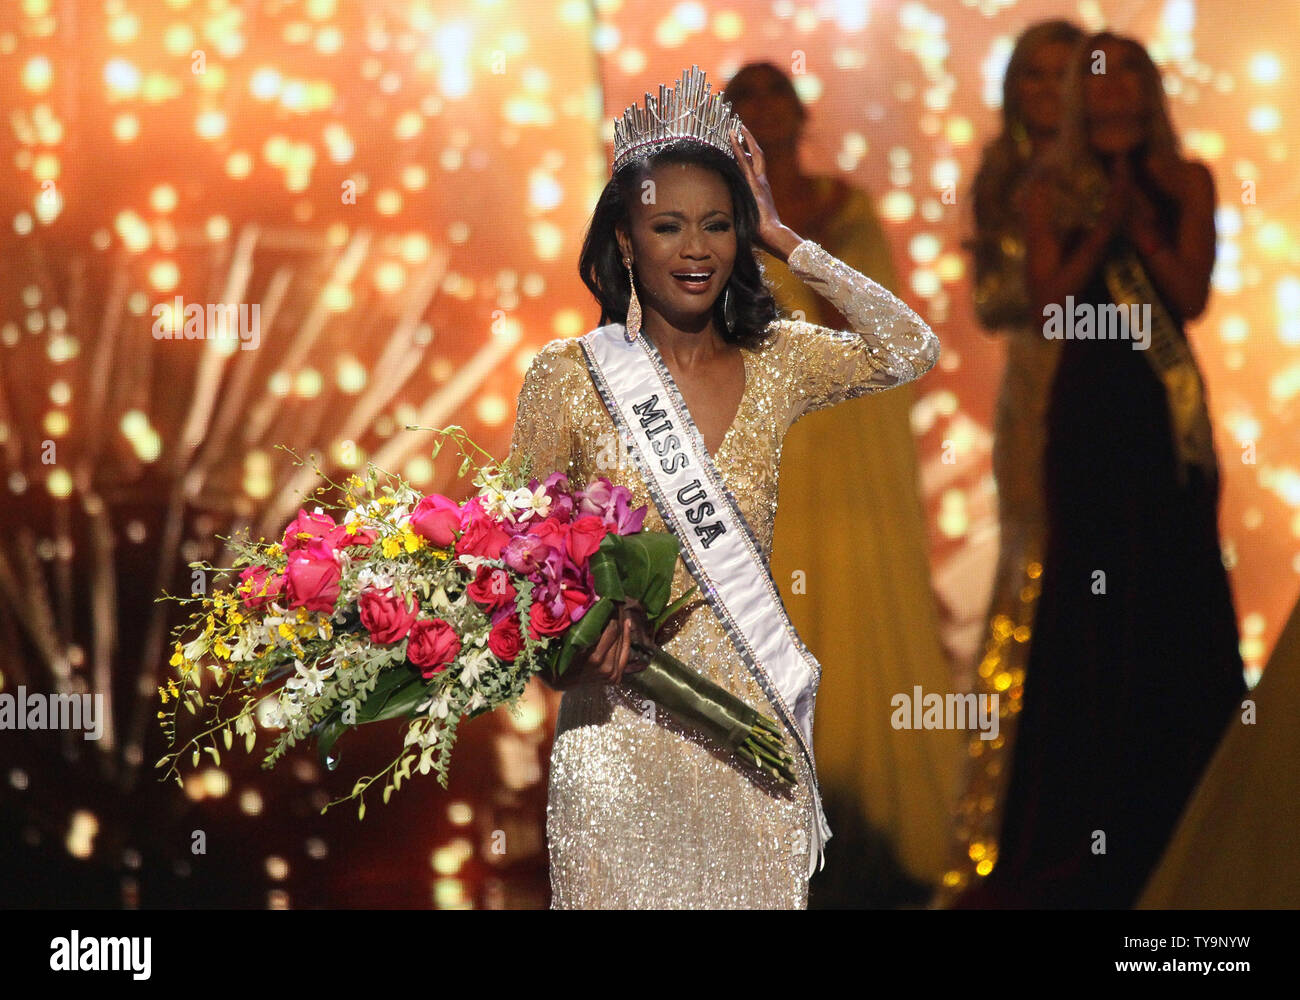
284 540 342 614
566 515 610 565
527 601 570 640
409 494 463 547
282 510 339 554
358 587 418 644
487 614 524 663
407 618 462 678
238 565 285 610
329 523 379 550
466 565 517 610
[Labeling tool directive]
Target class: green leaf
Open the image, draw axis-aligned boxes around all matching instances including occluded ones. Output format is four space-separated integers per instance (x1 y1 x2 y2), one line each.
313 666 431 767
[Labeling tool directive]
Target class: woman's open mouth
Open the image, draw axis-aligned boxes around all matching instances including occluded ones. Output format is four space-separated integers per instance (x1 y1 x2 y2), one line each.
671 270 714 293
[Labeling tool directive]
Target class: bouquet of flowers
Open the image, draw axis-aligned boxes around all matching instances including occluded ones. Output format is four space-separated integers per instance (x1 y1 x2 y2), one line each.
157 427 796 816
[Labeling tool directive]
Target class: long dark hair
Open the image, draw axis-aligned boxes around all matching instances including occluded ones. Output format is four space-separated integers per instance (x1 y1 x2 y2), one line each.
578 139 779 350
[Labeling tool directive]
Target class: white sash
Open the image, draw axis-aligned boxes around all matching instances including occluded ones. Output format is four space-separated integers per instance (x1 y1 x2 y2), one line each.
578 323 832 878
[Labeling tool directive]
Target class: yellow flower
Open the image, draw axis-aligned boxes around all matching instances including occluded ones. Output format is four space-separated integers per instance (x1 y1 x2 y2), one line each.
381 534 402 559
402 527 424 553
158 687 170 704
169 644 184 668
266 542 283 558
278 622 296 640
213 639 231 660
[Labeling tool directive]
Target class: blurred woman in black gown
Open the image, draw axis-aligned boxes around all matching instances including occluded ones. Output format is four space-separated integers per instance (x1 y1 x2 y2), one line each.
958 32 1246 909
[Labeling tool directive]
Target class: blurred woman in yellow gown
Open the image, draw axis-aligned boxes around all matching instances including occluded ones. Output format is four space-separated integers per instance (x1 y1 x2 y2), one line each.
725 63 959 894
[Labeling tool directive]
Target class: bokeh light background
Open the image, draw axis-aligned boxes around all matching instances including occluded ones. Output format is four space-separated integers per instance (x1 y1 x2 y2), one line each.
1 0 1295 908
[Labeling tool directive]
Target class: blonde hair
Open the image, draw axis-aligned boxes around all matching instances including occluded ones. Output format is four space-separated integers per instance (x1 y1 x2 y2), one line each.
970 20 1084 238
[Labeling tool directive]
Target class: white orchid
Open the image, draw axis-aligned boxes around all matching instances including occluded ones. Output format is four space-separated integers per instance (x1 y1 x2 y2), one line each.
229 629 260 662
459 646 495 689
478 487 515 522
473 465 506 492
261 692 299 728
356 566 395 592
428 582 452 612
417 692 452 721
508 483 552 521
284 658 336 699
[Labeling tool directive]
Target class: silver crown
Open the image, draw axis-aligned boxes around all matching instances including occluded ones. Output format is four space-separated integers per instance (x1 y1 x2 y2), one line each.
612 64 744 172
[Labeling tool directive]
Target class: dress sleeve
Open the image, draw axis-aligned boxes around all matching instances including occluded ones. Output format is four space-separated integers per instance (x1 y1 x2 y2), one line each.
506 340 579 478
780 238 940 424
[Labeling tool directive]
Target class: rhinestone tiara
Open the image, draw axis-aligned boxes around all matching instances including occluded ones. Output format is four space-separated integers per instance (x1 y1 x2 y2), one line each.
612 64 744 173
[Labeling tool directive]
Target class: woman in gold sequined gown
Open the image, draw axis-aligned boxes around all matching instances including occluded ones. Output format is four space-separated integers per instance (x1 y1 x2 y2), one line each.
508 111 939 908
937 21 1082 902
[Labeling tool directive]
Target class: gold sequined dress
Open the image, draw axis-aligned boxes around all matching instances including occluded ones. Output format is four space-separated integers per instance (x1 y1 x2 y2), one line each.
507 239 939 908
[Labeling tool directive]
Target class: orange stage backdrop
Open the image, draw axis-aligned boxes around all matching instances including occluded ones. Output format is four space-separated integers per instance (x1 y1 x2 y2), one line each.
0 0 1294 908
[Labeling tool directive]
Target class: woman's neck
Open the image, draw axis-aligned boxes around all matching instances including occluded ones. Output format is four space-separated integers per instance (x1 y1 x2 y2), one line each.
640 310 729 369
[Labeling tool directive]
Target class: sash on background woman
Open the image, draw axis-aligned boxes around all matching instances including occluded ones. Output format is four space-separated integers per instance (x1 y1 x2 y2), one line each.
579 322 833 878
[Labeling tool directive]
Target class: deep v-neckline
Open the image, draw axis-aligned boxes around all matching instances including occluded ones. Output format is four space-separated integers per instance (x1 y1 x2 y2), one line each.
650 342 748 463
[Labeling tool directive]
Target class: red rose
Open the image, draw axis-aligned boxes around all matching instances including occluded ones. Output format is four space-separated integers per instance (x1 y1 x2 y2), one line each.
527 601 570 640
530 516 569 550
358 587 418 644
560 583 595 622
487 614 524 663
407 618 461 678
409 494 463 547
282 510 338 554
284 540 342 614
238 565 285 610
454 517 511 560
566 515 610 565
466 565 517 610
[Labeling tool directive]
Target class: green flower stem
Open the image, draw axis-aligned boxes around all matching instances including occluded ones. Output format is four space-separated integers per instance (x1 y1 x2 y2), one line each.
626 638 797 788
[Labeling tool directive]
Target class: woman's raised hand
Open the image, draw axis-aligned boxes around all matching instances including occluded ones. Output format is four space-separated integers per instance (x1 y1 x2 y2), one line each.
729 124 782 249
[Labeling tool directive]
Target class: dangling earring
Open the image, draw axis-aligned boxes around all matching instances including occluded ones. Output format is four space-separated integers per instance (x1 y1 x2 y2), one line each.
723 284 736 335
623 256 641 343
